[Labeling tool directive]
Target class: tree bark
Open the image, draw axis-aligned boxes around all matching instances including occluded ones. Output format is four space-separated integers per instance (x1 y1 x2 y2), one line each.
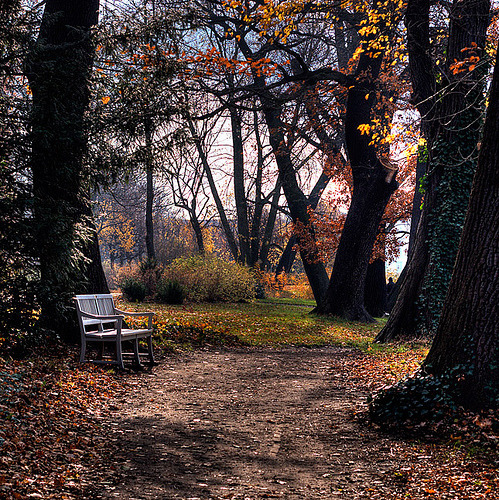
423 45 499 410
26 0 100 341
316 0 399 321
376 0 490 341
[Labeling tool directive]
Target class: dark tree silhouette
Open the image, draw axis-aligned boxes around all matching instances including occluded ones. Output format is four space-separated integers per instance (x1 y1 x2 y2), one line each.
422 45 499 409
376 0 490 341
26 0 102 341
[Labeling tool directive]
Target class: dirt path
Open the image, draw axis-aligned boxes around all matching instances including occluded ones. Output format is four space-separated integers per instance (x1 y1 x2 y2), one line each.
100 347 416 499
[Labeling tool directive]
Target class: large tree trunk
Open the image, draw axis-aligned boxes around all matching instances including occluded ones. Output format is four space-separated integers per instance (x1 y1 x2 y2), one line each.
26 0 99 342
423 45 499 410
82 201 109 294
376 0 490 341
316 0 399 321
364 258 387 318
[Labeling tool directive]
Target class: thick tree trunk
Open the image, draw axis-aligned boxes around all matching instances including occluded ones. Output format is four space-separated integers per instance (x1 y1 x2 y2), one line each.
407 154 425 256
317 0 399 320
318 164 396 321
423 46 499 410
376 0 490 341
26 0 99 342
376 197 430 340
82 202 109 294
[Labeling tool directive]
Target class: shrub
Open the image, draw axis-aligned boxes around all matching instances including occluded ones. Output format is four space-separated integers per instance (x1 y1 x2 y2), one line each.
120 277 146 302
157 279 186 305
167 254 255 303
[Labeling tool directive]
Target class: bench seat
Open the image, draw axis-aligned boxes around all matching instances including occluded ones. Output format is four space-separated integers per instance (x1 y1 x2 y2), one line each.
85 328 152 339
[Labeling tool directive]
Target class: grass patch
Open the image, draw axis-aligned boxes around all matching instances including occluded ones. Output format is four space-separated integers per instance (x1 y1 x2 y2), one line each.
118 298 429 358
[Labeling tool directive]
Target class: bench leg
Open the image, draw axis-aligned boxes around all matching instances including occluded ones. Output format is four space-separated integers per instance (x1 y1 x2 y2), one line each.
133 338 143 367
146 335 155 365
116 338 125 370
79 338 87 363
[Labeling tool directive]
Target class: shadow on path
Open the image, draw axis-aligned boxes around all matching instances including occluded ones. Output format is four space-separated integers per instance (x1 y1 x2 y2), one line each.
101 348 408 499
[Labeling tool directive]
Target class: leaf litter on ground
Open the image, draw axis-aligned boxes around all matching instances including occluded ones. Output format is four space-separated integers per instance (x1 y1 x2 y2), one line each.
0 299 497 499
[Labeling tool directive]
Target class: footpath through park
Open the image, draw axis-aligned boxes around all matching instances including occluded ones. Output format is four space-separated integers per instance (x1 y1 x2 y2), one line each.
101 347 430 500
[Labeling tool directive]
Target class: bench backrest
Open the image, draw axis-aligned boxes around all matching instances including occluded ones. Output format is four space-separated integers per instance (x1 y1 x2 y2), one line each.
74 294 117 334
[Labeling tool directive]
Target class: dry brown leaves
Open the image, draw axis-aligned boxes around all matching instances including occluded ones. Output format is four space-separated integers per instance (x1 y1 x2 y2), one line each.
0 349 128 499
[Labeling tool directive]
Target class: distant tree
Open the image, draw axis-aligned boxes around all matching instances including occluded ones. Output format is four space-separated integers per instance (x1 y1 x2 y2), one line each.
90 1 186 265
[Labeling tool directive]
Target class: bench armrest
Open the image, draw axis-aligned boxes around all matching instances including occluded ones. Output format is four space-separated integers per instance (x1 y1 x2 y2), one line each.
79 311 124 321
114 309 154 329
114 309 155 317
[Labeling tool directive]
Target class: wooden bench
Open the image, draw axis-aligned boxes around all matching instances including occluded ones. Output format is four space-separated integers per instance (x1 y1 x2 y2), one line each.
74 294 155 369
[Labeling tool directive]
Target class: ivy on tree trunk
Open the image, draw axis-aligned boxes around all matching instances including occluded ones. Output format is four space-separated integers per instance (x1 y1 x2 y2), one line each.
26 0 100 342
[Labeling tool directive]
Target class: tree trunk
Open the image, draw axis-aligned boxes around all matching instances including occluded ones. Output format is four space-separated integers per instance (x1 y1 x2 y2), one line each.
82 201 109 294
317 0 399 321
275 172 330 276
407 154 426 256
318 163 397 321
259 178 281 269
376 0 490 341
364 258 387 318
262 103 330 304
423 45 499 410
234 35 329 303
189 208 205 254
250 111 266 267
230 107 251 264
145 119 155 261
26 0 99 342
187 118 239 260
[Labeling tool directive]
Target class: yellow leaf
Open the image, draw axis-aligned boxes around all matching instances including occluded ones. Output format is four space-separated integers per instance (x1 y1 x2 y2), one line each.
102 96 110 105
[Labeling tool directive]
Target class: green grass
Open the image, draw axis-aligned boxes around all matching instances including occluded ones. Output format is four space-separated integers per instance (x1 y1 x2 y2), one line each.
120 298 427 355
